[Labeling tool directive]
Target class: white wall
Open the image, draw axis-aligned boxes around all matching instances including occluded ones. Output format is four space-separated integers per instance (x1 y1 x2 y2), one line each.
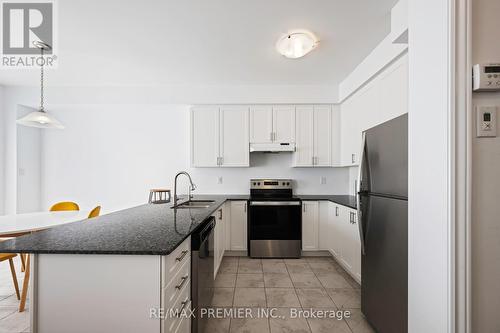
16 106 42 213
408 0 453 332
471 0 500 331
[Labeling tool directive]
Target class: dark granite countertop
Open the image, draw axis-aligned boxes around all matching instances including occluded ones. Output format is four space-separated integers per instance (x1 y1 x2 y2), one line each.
0 194 355 255
0 195 247 256
297 195 357 209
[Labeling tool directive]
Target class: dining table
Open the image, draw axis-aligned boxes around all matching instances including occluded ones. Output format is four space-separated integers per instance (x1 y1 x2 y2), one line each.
0 210 90 311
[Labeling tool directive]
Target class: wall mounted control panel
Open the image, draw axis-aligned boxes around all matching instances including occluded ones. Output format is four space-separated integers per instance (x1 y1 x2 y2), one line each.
473 63 500 91
476 106 497 137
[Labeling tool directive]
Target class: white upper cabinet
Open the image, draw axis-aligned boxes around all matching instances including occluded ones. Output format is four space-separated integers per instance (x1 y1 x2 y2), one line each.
294 106 315 167
294 105 333 167
250 106 273 143
313 105 332 166
220 106 249 167
331 105 341 166
249 105 295 144
340 54 408 166
191 106 249 167
191 106 219 167
273 105 295 143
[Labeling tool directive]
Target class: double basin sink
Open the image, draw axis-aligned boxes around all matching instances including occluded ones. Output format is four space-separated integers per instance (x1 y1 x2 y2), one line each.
171 200 215 209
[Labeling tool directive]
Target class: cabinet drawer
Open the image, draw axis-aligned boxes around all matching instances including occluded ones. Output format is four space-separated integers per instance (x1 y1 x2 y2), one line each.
164 258 191 309
162 277 191 333
163 237 191 288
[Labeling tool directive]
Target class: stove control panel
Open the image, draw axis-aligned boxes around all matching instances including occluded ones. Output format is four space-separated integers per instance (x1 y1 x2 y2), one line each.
250 179 292 189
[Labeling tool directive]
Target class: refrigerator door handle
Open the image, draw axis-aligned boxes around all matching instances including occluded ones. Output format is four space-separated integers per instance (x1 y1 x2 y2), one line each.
357 132 367 255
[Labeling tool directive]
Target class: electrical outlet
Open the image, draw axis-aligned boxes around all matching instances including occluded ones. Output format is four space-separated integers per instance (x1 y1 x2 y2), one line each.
320 176 327 185
217 176 223 184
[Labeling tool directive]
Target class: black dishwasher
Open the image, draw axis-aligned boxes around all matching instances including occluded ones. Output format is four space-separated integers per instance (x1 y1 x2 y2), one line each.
191 217 215 333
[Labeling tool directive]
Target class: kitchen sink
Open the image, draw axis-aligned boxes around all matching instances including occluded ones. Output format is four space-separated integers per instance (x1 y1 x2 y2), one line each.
172 200 215 209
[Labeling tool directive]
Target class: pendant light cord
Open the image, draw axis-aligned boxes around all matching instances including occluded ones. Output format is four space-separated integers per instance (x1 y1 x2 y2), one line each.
40 47 44 112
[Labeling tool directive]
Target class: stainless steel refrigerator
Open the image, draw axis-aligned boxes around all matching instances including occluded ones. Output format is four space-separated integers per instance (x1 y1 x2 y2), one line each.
357 113 408 333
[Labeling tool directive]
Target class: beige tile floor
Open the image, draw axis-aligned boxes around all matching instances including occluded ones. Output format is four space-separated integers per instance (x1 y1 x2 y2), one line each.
0 255 30 333
0 255 374 333
209 256 375 333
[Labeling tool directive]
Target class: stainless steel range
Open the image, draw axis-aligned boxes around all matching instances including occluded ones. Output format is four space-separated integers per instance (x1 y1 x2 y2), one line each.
248 179 302 258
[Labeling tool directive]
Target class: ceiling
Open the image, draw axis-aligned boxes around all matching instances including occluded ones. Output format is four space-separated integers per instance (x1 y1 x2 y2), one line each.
0 0 398 87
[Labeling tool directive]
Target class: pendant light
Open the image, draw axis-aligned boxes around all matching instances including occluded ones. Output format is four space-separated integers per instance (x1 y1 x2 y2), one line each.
16 41 64 129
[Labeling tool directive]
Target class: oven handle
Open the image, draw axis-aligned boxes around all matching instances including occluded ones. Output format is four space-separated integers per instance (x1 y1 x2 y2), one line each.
249 201 301 206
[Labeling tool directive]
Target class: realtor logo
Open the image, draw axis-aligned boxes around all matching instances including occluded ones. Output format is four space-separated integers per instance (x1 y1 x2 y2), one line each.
1 0 57 68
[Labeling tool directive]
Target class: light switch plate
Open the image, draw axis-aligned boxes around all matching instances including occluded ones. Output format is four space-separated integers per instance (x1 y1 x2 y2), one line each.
476 106 497 137
320 176 327 185
217 176 223 184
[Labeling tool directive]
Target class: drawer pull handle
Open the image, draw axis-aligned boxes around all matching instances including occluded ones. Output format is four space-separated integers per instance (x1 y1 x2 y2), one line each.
176 250 188 262
178 299 189 315
175 275 189 290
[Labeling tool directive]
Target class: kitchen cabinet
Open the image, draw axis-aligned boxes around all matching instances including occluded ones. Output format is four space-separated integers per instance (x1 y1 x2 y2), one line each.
326 203 361 283
220 106 250 167
273 105 295 143
249 105 295 144
191 106 219 167
191 106 249 167
230 201 248 251
250 106 273 143
214 206 225 277
302 201 319 250
340 54 408 166
294 105 332 167
318 201 332 250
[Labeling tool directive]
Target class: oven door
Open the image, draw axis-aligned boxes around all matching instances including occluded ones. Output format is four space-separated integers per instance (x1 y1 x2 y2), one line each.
248 201 302 258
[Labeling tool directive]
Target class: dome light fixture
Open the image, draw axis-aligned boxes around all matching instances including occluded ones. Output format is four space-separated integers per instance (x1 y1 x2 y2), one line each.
17 41 64 129
276 30 319 59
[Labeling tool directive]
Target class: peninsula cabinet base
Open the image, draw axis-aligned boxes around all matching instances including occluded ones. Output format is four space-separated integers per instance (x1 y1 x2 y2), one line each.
30 253 188 333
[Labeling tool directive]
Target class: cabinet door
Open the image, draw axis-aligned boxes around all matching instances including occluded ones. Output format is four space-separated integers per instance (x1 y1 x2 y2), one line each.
318 201 331 250
350 211 361 282
220 106 249 167
313 106 332 166
294 106 314 167
230 201 248 251
331 105 341 166
191 107 219 167
273 105 295 143
330 204 342 258
214 211 222 278
250 106 273 143
339 206 354 271
302 201 319 250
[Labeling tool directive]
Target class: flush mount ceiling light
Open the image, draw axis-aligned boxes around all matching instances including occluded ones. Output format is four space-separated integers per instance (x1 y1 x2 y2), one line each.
276 30 319 59
17 41 64 129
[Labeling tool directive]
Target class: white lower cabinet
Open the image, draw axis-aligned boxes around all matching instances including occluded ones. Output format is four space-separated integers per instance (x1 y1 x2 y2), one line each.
213 205 226 278
302 201 319 250
318 201 332 250
302 200 361 283
230 201 248 251
162 237 192 333
328 204 361 283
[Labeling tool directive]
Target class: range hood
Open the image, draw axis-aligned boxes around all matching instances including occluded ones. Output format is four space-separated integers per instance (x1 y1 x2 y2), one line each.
250 142 296 152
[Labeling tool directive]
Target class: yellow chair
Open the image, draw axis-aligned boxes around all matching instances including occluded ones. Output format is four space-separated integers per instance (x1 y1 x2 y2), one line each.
88 206 101 219
50 201 80 211
0 253 20 301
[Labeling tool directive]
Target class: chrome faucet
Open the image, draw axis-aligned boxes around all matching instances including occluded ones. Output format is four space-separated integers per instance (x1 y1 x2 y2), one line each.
173 171 197 206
